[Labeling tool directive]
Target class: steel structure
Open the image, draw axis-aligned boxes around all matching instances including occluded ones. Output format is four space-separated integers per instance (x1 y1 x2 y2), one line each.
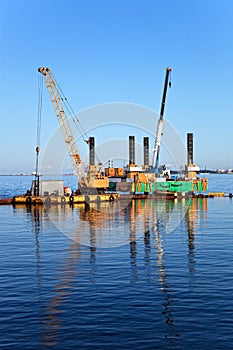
152 67 172 172
38 67 81 175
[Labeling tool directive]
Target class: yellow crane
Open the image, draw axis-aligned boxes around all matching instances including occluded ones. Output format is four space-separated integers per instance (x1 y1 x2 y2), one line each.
38 67 109 193
38 67 81 174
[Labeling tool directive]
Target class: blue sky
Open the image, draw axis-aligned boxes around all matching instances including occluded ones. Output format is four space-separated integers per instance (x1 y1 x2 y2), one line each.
0 0 233 173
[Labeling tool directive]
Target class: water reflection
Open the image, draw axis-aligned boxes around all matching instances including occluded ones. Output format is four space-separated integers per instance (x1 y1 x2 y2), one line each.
13 197 207 347
153 211 176 344
129 201 138 283
19 205 80 347
143 201 151 283
151 197 208 345
31 206 42 295
186 197 208 285
40 242 81 347
43 200 168 248
89 225 97 283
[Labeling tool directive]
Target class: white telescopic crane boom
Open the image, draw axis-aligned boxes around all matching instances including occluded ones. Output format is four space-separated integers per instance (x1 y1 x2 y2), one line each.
152 67 172 172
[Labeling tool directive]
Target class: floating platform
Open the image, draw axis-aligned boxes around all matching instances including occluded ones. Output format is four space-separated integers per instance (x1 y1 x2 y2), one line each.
0 191 232 205
11 193 119 205
109 178 208 193
0 198 13 205
207 192 226 197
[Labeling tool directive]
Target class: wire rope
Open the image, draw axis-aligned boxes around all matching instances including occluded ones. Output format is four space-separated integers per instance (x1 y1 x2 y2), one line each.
43 72 104 169
53 76 88 141
36 74 43 148
52 74 103 165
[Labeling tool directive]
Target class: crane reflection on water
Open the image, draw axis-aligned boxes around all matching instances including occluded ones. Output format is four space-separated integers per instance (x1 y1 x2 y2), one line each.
15 196 208 347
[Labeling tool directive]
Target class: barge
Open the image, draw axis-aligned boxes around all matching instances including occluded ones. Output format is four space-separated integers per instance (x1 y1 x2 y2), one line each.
11 179 118 205
0 67 212 206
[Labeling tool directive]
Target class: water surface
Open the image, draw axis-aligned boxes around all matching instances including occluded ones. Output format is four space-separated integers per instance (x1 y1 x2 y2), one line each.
0 174 233 349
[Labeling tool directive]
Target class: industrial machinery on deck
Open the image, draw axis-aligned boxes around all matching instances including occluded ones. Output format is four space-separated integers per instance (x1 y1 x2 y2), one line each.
12 66 208 205
104 67 208 195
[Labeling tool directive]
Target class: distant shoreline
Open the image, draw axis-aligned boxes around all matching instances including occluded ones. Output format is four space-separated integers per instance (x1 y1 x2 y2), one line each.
0 171 232 176
0 173 74 176
0 174 34 176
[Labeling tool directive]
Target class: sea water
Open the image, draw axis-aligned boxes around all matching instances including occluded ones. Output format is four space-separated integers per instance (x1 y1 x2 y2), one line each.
0 174 233 349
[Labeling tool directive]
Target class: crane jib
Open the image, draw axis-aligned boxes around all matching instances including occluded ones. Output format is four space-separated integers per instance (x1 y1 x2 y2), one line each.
152 67 172 171
38 67 82 175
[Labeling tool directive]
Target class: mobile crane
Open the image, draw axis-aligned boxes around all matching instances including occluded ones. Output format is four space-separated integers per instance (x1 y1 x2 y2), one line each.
38 67 109 194
152 67 172 174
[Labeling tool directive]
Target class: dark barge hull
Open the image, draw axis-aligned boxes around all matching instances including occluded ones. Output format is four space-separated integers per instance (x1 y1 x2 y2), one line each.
0 192 228 205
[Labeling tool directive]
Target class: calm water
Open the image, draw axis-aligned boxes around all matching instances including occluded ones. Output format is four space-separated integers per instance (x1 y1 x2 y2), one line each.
1 174 233 349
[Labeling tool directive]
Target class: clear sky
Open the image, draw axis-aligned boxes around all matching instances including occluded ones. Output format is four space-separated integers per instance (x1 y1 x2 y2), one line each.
0 0 233 173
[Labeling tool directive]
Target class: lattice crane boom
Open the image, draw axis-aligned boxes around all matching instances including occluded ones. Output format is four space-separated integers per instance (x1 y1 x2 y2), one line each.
38 67 81 175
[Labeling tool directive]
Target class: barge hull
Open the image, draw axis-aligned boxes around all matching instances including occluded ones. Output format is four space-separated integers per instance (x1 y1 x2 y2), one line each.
11 193 119 205
0 192 230 206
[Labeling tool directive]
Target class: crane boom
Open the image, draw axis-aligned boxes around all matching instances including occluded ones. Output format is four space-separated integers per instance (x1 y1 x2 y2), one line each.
152 67 172 172
38 67 81 175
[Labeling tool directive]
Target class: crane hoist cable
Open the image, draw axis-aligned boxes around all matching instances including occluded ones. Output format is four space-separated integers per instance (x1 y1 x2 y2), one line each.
36 74 43 148
52 75 89 142
35 74 43 172
52 73 102 165
38 67 105 174
34 74 44 196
